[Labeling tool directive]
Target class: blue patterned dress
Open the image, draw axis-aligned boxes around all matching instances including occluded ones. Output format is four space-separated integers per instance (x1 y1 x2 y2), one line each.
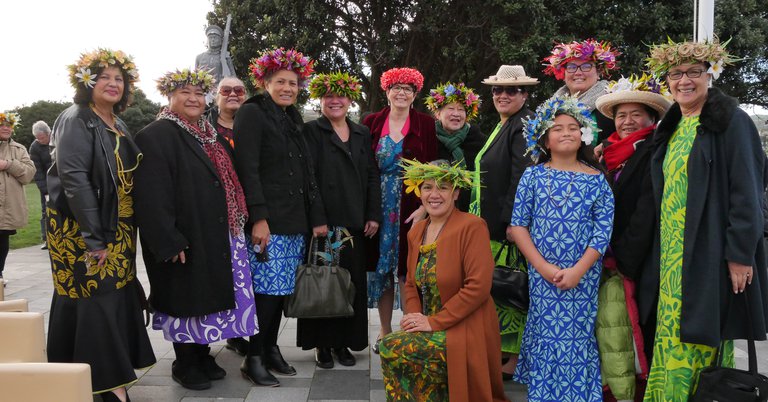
367 135 404 307
511 164 614 402
247 234 306 295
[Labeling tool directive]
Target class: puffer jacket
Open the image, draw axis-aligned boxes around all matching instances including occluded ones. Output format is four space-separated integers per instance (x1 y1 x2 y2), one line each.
0 140 35 230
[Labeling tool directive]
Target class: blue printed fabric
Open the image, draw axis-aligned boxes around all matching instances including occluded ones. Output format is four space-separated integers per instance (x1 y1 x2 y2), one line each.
511 164 614 402
368 135 404 308
247 234 306 295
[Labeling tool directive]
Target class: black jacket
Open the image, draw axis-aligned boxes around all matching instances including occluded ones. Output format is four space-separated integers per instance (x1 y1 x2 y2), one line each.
48 104 140 251
477 107 534 241
233 94 325 234
437 123 487 212
133 119 236 318
304 116 381 230
640 88 768 346
29 140 52 193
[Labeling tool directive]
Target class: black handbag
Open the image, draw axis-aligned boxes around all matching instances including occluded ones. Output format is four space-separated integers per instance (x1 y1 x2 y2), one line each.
491 241 529 311
283 234 356 319
691 288 768 402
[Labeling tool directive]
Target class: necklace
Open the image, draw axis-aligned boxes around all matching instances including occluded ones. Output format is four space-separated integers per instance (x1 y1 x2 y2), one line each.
545 165 576 209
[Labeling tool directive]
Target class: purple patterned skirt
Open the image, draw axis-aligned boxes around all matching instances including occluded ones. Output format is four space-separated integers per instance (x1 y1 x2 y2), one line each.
152 233 259 343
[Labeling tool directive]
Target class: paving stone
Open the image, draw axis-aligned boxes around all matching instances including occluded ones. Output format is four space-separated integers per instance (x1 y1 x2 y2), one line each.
244 387 310 402
309 370 369 400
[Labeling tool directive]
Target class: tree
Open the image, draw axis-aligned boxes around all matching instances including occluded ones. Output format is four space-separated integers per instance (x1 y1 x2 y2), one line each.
12 100 72 148
121 89 161 135
208 0 768 129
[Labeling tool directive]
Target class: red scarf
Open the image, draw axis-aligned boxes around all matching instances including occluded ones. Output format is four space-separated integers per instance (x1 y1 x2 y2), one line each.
603 125 656 172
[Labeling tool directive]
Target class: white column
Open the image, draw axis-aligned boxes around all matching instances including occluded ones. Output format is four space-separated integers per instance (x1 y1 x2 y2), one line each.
696 0 715 42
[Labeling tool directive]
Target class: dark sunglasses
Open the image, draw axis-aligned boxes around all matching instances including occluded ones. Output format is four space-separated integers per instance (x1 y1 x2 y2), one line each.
219 86 246 96
491 86 525 96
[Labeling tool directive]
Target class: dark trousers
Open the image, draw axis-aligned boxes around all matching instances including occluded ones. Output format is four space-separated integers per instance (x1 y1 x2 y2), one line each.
0 232 9 276
248 294 284 356
39 189 47 242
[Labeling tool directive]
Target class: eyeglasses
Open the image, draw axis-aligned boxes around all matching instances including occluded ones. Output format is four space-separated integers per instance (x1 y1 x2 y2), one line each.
666 69 706 80
491 86 524 96
564 62 594 73
390 85 415 95
219 86 246 96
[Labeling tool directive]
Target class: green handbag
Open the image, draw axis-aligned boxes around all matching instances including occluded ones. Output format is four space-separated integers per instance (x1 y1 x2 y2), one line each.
283 234 356 319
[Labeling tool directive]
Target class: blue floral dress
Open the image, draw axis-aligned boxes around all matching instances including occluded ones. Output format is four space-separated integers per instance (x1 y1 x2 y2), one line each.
511 164 614 402
367 135 404 308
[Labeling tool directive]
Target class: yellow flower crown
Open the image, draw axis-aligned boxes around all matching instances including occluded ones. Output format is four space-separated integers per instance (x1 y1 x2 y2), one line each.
0 112 20 128
68 48 139 90
400 158 475 197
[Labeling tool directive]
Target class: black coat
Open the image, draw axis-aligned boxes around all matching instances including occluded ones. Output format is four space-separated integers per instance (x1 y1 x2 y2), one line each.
477 107 534 241
437 123 487 212
639 88 768 346
303 116 381 230
29 140 52 193
133 119 235 318
233 94 324 234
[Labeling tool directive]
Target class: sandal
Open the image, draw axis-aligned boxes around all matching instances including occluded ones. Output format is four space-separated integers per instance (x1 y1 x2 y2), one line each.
371 336 382 354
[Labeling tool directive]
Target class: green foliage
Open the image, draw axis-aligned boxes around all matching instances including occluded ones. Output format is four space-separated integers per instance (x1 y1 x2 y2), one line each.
121 89 161 135
210 0 768 133
9 184 43 250
12 100 72 148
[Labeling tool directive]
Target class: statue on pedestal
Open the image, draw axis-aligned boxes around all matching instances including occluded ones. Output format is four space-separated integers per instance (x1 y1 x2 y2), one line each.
195 17 235 84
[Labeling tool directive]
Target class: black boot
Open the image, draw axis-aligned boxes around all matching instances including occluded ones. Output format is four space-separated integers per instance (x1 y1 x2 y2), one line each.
333 347 356 367
199 345 226 380
172 343 211 390
315 348 333 369
240 355 279 387
264 345 297 375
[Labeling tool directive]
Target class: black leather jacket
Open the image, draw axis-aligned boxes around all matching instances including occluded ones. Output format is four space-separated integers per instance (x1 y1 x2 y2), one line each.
48 104 140 251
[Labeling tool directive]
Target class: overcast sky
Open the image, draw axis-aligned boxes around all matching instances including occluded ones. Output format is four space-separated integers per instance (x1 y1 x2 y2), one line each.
1 0 213 111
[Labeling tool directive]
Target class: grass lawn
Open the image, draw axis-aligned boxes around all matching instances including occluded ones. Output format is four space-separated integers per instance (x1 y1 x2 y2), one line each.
10 184 44 250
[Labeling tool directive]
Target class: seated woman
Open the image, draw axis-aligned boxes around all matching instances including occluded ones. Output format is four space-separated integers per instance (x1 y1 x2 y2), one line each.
380 159 508 402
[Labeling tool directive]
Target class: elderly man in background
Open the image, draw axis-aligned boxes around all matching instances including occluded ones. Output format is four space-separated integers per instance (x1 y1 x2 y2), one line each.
29 121 52 249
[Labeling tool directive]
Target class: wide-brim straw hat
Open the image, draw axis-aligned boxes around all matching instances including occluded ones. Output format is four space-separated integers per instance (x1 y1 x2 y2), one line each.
596 91 673 119
482 65 539 86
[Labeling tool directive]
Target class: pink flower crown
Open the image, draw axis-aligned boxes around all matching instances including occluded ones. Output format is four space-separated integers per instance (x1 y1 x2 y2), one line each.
543 39 620 80
379 67 424 92
248 48 315 88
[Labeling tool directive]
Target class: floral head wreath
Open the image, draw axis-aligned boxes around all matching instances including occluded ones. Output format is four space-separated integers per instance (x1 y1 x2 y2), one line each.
248 48 315 88
156 68 216 97
425 82 482 121
543 39 620 80
67 48 139 90
523 95 597 160
646 37 739 80
308 71 363 100
606 73 670 96
380 67 424 92
0 112 20 128
400 158 475 198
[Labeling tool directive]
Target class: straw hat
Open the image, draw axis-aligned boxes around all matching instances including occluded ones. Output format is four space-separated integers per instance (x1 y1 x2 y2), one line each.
482 65 539 86
595 74 673 119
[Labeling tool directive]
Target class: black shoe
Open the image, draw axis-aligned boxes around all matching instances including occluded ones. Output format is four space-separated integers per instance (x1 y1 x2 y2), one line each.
171 360 211 390
332 347 356 367
315 348 333 369
225 337 249 356
201 354 226 380
264 346 297 376
240 356 279 387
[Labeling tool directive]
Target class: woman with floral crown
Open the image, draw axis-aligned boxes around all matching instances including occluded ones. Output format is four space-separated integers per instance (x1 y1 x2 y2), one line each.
543 38 620 146
233 48 328 386
424 82 486 211
363 67 437 353
298 72 381 368
133 68 258 391
640 38 767 401
0 112 35 285
46 48 156 402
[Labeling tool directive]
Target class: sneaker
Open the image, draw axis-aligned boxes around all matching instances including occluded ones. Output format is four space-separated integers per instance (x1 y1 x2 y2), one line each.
41 243 48 250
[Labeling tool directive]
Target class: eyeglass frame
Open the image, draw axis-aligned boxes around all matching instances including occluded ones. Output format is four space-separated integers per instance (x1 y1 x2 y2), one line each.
564 62 595 73
389 84 416 95
219 86 246 96
666 68 707 81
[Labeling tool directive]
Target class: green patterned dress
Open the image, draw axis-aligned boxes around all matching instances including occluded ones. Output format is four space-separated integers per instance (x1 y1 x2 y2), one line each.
644 116 733 401
380 242 448 401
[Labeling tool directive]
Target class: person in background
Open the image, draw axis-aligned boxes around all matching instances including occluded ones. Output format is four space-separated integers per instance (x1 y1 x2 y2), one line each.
29 120 52 249
380 159 508 402
0 112 35 285
424 81 486 211
46 49 155 402
300 71 381 368
207 77 247 150
363 67 437 353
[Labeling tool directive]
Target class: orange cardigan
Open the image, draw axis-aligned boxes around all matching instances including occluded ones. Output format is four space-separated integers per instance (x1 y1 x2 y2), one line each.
405 210 508 402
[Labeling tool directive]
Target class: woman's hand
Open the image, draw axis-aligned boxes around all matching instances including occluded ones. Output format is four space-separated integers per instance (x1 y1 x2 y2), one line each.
552 266 586 290
88 249 109 267
405 205 427 225
364 220 379 237
170 251 186 264
312 225 329 238
251 219 270 251
0 159 8 171
728 261 753 294
401 312 432 333
537 262 561 285
593 143 605 162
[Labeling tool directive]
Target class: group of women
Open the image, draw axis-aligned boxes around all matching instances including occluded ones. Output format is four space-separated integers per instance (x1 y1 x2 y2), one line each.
36 35 767 402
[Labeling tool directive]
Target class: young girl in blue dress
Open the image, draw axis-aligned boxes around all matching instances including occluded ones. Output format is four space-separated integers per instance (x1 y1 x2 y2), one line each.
509 96 615 401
